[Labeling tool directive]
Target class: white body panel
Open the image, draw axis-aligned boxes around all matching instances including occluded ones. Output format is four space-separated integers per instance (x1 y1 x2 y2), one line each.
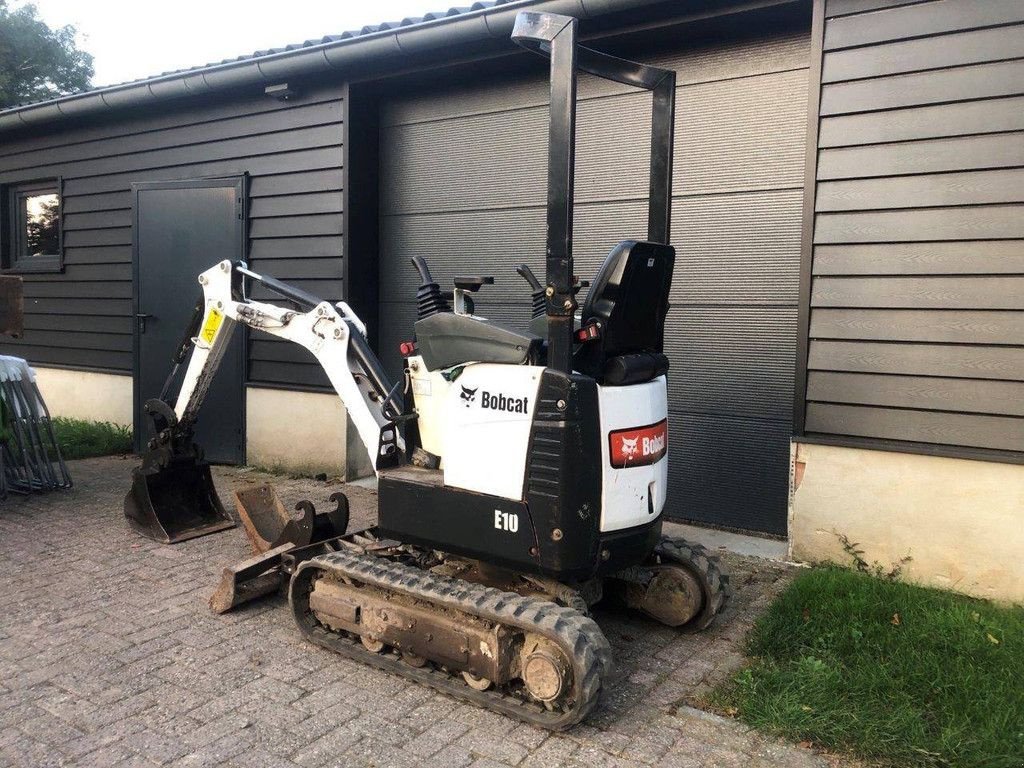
441 363 542 500
406 356 450 461
412 353 668 525
598 376 668 532
412 362 542 500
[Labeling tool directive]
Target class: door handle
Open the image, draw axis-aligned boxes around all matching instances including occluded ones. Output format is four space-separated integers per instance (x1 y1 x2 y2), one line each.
135 312 153 333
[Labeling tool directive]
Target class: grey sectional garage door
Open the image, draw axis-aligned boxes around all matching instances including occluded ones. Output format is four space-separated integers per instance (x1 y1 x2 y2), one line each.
378 10 809 535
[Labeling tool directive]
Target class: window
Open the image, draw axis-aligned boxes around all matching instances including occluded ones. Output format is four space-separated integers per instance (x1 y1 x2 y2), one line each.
2 179 62 273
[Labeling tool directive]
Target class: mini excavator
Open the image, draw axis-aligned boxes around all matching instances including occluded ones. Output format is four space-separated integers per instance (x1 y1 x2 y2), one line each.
125 11 730 729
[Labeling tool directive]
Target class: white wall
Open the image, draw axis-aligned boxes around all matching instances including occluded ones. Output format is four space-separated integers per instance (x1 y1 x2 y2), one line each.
790 442 1024 604
246 386 372 479
31 367 373 479
33 366 132 425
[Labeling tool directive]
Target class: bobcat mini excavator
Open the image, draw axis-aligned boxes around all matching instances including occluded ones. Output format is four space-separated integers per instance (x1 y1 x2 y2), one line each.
125 11 730 729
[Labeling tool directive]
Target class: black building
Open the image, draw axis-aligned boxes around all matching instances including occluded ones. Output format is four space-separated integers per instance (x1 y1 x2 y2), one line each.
0 0 1021 597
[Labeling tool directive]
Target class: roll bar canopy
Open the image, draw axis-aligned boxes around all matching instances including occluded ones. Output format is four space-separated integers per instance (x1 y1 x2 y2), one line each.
511 11 676 374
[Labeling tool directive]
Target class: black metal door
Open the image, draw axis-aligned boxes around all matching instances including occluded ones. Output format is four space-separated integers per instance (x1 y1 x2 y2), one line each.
132 178 246 464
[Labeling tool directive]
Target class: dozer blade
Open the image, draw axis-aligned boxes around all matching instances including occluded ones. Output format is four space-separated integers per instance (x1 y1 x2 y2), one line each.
209 534 351 614
209 542 293 614
124 456 235 544
234 484 314 555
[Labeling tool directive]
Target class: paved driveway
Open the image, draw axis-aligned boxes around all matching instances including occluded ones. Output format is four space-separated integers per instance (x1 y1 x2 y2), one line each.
0 457 836 767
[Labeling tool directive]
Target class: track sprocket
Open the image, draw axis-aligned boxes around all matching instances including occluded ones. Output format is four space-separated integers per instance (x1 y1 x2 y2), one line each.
651 536 731 631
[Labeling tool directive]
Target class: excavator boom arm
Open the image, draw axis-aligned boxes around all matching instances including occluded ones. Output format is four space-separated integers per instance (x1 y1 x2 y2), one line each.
174 260 403 473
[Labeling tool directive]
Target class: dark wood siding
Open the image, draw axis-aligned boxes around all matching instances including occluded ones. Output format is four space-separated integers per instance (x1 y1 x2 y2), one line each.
0 84 345 389
797 0 1024 460
378 5 810 534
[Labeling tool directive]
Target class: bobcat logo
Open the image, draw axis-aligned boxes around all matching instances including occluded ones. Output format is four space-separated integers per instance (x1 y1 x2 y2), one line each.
609 420 667 469
460 386 478 407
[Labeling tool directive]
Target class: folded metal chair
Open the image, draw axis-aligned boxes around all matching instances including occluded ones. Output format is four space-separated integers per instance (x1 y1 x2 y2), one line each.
0 356 71 495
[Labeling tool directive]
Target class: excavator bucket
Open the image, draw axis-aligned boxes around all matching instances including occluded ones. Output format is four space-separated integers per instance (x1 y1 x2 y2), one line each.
234 484 313 554
124 455 235 544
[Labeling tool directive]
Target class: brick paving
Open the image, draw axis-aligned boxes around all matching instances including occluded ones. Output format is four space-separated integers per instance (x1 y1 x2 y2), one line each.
0 457 844 767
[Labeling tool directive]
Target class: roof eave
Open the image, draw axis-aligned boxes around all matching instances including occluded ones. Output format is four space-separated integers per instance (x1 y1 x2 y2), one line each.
0 0 662 134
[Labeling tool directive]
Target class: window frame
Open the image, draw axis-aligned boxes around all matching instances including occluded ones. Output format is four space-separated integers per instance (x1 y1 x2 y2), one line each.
1 177 64 274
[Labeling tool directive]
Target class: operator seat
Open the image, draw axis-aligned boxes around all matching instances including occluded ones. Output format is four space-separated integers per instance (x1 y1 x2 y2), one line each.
573 240 675 385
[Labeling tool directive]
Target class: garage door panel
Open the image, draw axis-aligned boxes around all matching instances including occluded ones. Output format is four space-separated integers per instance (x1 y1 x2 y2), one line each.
380 27 809 128
674 69 808 195
665 307 798 420
666 411 791 535
380 203 648 302
382 71 808 217
380 207 548 301
672 190 804 304
382 91 656 215
381 110 548 216
383 189 802 306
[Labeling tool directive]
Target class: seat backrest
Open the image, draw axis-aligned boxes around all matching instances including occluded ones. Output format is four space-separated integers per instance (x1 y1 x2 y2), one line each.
576 241 674 377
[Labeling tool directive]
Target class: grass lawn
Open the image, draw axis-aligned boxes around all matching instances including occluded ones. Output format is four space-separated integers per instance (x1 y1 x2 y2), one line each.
51 417 132 460
714 567 1024 767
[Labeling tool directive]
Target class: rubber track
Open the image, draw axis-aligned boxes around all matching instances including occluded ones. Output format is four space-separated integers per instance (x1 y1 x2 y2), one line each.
289 549 613 729
654 537 732 632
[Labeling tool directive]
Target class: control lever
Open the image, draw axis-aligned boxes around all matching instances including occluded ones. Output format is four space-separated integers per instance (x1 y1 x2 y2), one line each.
516 264 542 291
516 264 545 321
410 255 434 284
410 256 450 320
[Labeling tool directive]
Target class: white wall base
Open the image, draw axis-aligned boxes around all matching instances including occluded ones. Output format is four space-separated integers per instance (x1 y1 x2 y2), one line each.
245 386 372 480
789 442 1024 604
31 368 374 480
33 366 132 425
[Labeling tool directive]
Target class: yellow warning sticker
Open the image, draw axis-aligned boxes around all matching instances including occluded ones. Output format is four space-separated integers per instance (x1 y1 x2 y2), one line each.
200 308 224 344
